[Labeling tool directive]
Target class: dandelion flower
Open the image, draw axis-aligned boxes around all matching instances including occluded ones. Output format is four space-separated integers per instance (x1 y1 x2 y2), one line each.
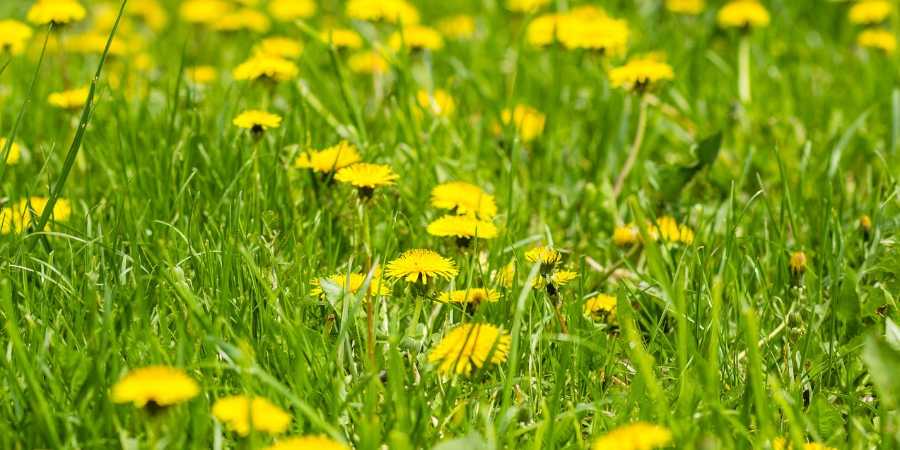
651 216 694 245
310 271 391 298
430 181 497 220
48 87 89 110
27 0 86 26
186 65 218 84
507 0 550 13
0 138 22 165
592 422 673 450
666 0 705 15
233 110 282 134
584 294 617 323
348 51 389 74
180 0 233 25
493 260 516 288
320 28 364 50
212 395 291 436
849 0 892 25
334 163 399 198
717 1 770 29
66 32 128 56
255 37 303 58
0 20 33 55
526 14 568 47
558 15 629 55
609 56 675 92
498 105 546 142
111 365 199 409
294 141 362 173
789 251 807 275
127 0 168 31
1 197 72 234
388 25 444 51
233 55 299 82
772 438 837 450
613 224 640 247
437 15 476 40
532 270 578 294
427 215 498 243
346 0 420 24
213 9 271 33
417 89 456 117
438 288 500 305
525 246 561 271
269 0 316 21
859 214 872 235
858 29 896 54
264 436 350 450
428 323 511 375
386 249 458 284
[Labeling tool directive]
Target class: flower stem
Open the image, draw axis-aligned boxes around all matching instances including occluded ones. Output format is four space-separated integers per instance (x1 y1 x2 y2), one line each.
613 96 649 199
738 35 751 104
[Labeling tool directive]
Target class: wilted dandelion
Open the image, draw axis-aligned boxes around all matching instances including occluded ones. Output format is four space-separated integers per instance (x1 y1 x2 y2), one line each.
233 110 282 135
264 436 349 450
48 87 89 110
269 0 316 22
430 181 497 220
255 37 303 58
111 365 199 411
346 0 420 24
584 294 617 323
857 29 896 54
426 214 498 246
233 55 299 82
498 105 546 142
427 323 511 375
438 288 500 305
334 163 399 199
388 25 444 52
417 89 456 117
212 395 291 436
666 0 705 15
0 20 34 55
717 1 771 29
0 138 22 165
385 249 458 284
295 141 362 174
27 0 86 26
849 0 892 25
592 422 672 450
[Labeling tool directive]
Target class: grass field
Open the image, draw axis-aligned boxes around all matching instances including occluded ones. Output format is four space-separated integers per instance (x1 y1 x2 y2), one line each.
1 0 899 449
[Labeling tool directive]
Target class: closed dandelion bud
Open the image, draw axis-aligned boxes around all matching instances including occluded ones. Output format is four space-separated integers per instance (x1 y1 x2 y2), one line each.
789 251 807 275
859 214 872 239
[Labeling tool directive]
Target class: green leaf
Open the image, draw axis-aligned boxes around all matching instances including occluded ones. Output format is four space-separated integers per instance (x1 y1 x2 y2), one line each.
834 269 861 326
696 131 723 166
656 131 722 203
862 334 900 409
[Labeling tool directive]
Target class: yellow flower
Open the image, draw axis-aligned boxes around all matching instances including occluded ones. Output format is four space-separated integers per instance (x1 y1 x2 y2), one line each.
417 89 456 117
186 65 218 84
859 214 873 233
233 110 282 133
294 141 362 173
334 163 399 195
269 0 316 21
584 294 617 323
1 197 72 234
507 0 550 13
666 0 705 15
428 323 511 375
437 15 476 40
430 181 498 220
48 87 89 110
127 0 168 31
525 246 561 268
27 0 86 26
849 0 892 25
0 20 33 55
310 271 391 298
180 0 233 25
111 366 199 409
498 105 546 142
0 138 22 165
264 436 349 450
493 260 516 288
717 1 771 29
348 51 389 74
426 215 498 240
389 25 444 51
320 28 364 50
789 251 807 274
772 438 837 450
609 56 675 92
558 14 629 55
532 270 578 291
858 29 896 54
592 422 673 450
346 0 420 24
233 55 299 82
65 32 128 56
213 9 271 33
386 249 458 283
613 224 640 247
212 395 291 436
438 288 501 305
255 37 303 58
526 14 567 47
650 216 694 245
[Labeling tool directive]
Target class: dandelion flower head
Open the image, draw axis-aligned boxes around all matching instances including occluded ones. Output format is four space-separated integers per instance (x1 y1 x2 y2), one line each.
417 89 456 117
0 138 22 165
438 288 501 305
295 141 362 173
212 395 292 436
388 25 444 51
592 422 673 450
717 0 771 29
666 0 705 15
858 29 896 53
334 163 399 189
264 436 350 450
111 365 199 408
584 294 617 322
233 110 282 132
427 323 511 375
849 0 892 25
269 0 316 21
48 87 89 110
430 181 497 220
0 20 34 55
233 55 299 82
386 249 458 283
27 0 87 26
426 214 498 240
499 105 546 142
346 0 420 24
609 55 675 92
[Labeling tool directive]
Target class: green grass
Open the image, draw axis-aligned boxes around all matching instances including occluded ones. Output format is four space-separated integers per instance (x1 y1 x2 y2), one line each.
1 0 899 449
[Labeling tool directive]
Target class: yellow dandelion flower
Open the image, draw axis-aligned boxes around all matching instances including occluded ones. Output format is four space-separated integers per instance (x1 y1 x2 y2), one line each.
849 0 892 25
233 55 299 82
493 260 516 288
426 214 498 241
666 0 705 15
858 29 896 53
186 65 218 84
0 20 33 55
48 87 89 110
1 197 72 234
584 294 617 323
111 365 199 409
66 32 128 56
233 110 282 134
437 15 476 40
213 9 271 33
180 0 233 25
609 56 675 92
346 0 420 24
592 422 673 450
255 37 303 58
0 138 22 165
430 181 497 220
717 1 771 29
294 141 362 173
417 89 456 117
310 271 391 298
558 15 629 55
264 436 349 450
613 224 640 247
532 270 578 291
438 288 500 305
507 0 551 13
859 214 872 233
127 0 168 31
386 249 458 283
651 216 693 244
212 395 291 436
269 0 316 21
334 163 399 197
772 438 837 450
348 51 389 74
428 323 511 375
389 25 444 51
27 0 86 26
498 105 546 142
789 251 807 275
320 28 364 50
526 13 567 47
525 246 561 267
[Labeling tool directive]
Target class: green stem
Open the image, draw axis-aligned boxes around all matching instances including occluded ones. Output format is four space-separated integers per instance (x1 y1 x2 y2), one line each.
612 96 649 199
738 35 751 104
